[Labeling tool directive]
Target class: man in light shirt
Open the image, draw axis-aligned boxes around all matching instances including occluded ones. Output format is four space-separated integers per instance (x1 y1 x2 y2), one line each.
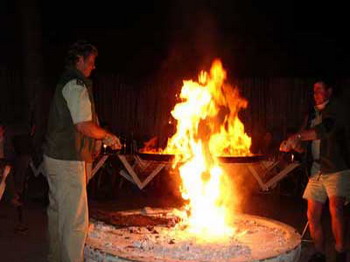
43 41 122 262
281 81 350 262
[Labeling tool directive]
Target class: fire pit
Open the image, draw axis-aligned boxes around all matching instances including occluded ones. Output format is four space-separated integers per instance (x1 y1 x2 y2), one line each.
84 208 301 262
85 60 301 261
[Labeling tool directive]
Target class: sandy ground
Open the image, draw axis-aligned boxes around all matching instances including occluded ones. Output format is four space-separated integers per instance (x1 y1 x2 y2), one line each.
0 170 348 262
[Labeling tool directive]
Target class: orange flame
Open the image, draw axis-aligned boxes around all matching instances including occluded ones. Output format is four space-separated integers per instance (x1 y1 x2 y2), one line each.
165 59 252 240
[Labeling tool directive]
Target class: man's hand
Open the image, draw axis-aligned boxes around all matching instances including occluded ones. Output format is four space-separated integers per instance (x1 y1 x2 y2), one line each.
103 133 122 150
279 134 304 153
279 139 291 152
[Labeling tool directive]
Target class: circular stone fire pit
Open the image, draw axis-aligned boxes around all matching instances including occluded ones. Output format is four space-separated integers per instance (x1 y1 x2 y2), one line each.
84 208 301 262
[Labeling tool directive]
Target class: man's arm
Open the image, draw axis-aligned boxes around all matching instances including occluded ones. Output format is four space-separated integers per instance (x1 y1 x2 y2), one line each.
296 128 318 141
63 80 121 149
75 121 108 139
292 101 337 142
75 121 122 150
296 117 335 142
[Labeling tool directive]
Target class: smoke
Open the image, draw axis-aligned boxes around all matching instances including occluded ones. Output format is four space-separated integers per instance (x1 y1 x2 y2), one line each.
156 0 220 83
221 163 260 216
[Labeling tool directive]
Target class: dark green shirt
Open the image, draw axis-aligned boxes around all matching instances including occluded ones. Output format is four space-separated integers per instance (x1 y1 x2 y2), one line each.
44 68 97 162
309 98 350 174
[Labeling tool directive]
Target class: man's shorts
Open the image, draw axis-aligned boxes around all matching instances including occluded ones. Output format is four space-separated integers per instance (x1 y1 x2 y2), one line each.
303 170 350 203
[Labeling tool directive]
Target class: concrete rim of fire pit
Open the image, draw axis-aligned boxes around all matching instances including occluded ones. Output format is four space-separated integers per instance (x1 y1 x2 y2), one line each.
84 208 301 262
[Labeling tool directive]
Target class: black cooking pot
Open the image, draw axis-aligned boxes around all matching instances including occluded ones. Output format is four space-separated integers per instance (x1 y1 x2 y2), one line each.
137 152 267 163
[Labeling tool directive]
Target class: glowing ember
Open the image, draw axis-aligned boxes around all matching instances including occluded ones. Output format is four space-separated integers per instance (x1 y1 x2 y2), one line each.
161 59 252 240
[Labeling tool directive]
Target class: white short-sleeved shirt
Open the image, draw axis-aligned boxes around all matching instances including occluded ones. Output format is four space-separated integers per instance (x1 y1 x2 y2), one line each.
62 79 92 124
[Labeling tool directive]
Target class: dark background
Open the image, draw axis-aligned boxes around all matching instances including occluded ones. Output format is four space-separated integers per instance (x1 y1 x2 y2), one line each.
1 0 349 77
0 4 348 262
1 0 349 151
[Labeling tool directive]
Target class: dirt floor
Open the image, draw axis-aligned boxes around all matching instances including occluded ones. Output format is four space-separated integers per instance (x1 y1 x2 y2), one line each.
0 168 349 262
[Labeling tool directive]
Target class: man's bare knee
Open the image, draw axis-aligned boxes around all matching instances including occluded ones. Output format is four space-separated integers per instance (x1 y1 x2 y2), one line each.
307 200 323 224
307 210 322 225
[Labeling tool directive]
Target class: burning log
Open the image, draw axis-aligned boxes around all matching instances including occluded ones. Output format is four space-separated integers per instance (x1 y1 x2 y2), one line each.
89 207 181 228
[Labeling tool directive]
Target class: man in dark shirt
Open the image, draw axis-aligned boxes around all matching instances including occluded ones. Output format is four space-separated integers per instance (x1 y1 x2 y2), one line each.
280 81 350 262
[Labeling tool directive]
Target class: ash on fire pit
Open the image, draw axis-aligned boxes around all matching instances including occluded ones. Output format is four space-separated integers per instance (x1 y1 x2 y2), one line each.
85 208 301 262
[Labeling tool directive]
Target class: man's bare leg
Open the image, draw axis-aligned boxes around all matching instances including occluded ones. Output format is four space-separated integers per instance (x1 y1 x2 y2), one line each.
307 199 325 253
329 197 347 252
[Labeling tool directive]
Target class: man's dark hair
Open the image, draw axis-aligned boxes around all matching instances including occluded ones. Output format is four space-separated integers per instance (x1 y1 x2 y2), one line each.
314 80 331 88
315 78 342 97
65 40 98 67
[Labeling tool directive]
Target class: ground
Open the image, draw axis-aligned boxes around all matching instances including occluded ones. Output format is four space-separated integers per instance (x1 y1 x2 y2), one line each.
0 168 349 262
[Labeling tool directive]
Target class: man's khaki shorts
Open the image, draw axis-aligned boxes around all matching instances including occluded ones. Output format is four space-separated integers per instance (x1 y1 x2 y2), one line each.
303 170 350 203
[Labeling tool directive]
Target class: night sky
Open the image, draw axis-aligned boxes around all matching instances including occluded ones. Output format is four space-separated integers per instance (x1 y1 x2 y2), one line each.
1 0 349 80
